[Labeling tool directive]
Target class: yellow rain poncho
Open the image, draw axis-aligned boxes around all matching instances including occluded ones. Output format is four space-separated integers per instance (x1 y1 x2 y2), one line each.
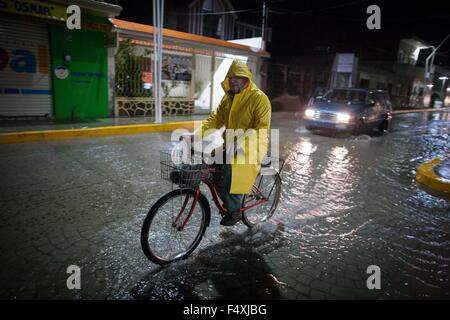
198 60 272 194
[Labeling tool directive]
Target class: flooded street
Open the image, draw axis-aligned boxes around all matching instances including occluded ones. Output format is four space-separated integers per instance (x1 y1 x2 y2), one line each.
0 111 449 299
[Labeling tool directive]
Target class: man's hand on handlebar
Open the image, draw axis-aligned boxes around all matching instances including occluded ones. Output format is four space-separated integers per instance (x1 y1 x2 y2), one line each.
179 132 195 142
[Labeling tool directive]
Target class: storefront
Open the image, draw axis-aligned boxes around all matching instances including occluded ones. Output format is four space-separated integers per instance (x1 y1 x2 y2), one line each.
49 13 116 120
0 0 66 117
0 0 121 119
111 18 270 117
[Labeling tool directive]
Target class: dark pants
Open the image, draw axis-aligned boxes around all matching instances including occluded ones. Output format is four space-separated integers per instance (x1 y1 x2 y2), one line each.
216 164 243 215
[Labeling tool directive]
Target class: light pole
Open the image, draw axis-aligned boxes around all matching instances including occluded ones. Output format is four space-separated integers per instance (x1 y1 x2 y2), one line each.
424 33 450 85
424 45 436 85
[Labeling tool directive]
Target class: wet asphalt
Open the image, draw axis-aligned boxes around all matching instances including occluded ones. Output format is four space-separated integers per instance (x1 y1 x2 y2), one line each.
0 111 449 299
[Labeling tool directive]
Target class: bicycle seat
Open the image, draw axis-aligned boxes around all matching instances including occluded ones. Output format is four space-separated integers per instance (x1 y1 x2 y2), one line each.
262 159 272 168
261 155 272 167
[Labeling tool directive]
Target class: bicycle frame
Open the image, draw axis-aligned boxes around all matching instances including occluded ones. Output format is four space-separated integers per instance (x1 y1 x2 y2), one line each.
173 176 269 230
204 179 269 214
173 158 285 230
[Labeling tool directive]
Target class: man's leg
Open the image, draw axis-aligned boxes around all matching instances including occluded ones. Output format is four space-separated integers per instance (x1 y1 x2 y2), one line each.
219 164 243 226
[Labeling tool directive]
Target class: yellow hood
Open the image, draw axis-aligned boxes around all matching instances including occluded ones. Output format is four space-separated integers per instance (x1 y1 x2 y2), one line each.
221 60 253 92
199 59 271 194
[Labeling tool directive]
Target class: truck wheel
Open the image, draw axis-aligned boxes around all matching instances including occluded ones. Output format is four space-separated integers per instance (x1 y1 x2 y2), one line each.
377 118 389 134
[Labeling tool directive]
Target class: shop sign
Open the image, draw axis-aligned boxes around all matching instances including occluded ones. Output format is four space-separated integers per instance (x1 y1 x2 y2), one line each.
0 45 48 74
0 0 67 21
54 66 69 79
142 71 152 83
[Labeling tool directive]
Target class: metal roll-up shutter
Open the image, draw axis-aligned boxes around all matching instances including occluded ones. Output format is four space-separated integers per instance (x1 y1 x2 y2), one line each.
0 14 53 117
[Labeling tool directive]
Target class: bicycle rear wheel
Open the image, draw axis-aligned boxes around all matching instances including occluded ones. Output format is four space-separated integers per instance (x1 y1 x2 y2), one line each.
141 189 210 265
242 173 281 228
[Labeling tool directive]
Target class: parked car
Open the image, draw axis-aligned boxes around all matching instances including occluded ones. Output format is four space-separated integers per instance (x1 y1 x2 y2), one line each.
303 88 392 135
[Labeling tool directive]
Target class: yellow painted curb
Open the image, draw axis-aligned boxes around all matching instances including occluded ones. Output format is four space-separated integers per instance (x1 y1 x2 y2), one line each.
392 107 450 114
0 121 196 144
416 158 450 200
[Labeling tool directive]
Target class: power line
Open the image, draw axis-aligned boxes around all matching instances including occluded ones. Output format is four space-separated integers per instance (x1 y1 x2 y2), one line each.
269 0 370 15
167 8 262 16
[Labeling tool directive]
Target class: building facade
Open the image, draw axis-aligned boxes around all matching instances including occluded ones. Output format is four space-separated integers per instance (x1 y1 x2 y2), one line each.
267 38 450 110
0 0 122 120
111 18 270 117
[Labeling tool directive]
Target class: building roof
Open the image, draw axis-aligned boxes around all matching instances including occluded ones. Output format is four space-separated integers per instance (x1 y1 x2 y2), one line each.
111 18 270 58
50 0 122 17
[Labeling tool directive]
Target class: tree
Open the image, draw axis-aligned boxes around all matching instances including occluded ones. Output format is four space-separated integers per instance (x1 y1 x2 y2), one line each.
115 39 152 97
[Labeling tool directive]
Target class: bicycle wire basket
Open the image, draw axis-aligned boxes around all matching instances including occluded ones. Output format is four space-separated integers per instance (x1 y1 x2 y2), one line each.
160 150 211 188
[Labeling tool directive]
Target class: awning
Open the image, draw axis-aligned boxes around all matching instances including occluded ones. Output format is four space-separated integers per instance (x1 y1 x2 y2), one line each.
111 18 270 58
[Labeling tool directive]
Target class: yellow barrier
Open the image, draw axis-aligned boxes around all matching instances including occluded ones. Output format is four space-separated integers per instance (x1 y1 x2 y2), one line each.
416 158 450 201
0 121 196 144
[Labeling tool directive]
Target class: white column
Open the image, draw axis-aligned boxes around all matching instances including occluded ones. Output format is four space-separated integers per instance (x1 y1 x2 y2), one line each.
153 0 164 123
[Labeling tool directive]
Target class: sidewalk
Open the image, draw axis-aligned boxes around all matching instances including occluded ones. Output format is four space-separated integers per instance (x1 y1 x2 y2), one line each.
0 114 209 133
0 107 448 144
0 114 209 144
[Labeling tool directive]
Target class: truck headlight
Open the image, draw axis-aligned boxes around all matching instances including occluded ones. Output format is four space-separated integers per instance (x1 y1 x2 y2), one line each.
305 109 315 118
336 112 352 123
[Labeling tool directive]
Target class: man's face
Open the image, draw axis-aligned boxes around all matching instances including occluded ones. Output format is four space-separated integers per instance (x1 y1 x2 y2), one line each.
229 76 248 93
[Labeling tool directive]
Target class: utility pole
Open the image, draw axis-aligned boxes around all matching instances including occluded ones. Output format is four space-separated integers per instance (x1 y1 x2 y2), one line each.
153 0 164 123
261 0 267 49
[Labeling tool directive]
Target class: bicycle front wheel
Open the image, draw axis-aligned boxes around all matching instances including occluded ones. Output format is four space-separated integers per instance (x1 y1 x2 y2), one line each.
141 189 209 265
242 173 281 228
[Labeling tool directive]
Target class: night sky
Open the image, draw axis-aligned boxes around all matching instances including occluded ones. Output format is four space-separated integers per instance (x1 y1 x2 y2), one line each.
116 0 450 65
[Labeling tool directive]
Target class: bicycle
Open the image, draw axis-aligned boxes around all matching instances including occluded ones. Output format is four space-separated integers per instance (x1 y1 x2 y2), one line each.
140 146 285 265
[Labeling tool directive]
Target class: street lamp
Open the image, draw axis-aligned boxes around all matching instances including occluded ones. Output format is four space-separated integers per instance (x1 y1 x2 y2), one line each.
424 33 450 85
422 33 450 107
439 76 449 84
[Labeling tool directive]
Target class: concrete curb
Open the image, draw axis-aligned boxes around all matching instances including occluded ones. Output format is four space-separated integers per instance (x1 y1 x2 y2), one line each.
416 158 450 201
0 121 196 144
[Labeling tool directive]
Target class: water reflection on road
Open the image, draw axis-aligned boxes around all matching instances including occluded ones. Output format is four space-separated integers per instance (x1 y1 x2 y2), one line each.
137 111 449 299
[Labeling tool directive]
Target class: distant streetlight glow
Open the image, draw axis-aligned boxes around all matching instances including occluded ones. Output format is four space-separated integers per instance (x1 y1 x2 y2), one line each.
439 76 449 101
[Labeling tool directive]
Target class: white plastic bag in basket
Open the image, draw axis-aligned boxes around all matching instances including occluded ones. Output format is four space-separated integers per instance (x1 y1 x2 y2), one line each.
171 139 190 165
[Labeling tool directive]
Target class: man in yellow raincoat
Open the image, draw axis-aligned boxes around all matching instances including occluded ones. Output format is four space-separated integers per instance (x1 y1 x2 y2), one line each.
197 60 271 226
